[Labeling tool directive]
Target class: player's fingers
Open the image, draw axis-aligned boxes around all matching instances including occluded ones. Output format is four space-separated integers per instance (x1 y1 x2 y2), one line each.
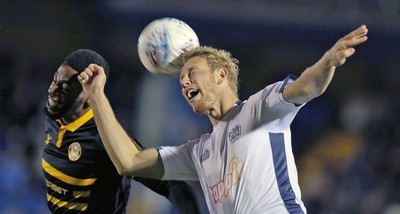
352 35 368 46
344 25 368 40
87 63 106 77
336 48 355 64
339 26 367 47
78 68 94 83
338 36 367 51
88 63 99 70
88 63 97 71
78 72 89 83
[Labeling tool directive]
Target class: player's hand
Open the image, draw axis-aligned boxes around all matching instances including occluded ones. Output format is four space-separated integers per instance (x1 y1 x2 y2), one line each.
78 64 107 98
324 25 368 67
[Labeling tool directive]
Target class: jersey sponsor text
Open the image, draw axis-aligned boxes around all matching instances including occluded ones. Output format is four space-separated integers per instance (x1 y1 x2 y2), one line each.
210 157 244 204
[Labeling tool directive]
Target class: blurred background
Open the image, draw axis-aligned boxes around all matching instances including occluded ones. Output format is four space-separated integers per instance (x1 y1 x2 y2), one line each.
0 0 399 213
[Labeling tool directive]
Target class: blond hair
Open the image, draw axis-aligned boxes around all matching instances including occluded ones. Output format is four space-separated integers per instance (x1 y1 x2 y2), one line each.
182 46 240 97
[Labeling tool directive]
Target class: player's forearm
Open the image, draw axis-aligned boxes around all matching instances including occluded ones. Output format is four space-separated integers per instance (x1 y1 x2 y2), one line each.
89 91 141 174
283 55 335 105
90 91 164 178
299 55 335 96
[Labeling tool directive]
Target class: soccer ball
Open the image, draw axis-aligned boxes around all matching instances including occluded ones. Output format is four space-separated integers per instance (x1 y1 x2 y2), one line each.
137 17 200 76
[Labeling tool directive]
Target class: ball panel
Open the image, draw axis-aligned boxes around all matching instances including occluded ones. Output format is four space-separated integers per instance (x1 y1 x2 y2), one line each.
137 17 200 76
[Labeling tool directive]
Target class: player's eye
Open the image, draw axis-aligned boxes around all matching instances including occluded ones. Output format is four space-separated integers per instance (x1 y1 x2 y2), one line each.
52 73 58 82
189 70 195 78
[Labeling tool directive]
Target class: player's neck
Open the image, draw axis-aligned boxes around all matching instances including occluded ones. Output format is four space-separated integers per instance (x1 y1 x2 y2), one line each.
208 94 238 126
62 105 91 125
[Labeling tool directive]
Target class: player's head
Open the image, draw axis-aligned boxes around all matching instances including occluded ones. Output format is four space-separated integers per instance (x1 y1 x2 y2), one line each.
180 46 240 115
182 46 239 97
65 49 110 77
46 49 109 120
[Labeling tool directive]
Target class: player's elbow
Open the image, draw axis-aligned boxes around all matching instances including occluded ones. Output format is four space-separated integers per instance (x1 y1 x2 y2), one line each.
114 159 140 176
116 148 164 179
285 84 321 105
116 167 134 176
114 165 129 176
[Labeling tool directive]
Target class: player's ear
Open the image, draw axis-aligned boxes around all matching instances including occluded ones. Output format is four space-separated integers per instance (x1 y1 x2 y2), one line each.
217 68 228 85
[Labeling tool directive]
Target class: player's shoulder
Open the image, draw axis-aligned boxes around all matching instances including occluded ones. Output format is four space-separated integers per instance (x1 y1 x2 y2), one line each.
184 134 210 150
188 136 204 145
248 75 296 100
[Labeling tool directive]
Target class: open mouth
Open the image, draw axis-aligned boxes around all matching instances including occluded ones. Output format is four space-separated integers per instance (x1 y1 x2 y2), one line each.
187 89 199 101
47 98 57 107
47 94 59 107
46 93 64 114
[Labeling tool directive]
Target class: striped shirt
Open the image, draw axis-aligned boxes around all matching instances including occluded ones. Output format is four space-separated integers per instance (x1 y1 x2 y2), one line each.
42 109 130 213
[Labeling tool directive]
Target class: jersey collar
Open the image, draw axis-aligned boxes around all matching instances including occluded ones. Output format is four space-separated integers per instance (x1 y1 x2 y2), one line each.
56 109 94 132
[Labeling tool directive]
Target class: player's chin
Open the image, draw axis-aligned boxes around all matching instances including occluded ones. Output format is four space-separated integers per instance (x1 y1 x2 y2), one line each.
45 109 62 120
46 103 56 114
45 103 64 118
191 103 207 115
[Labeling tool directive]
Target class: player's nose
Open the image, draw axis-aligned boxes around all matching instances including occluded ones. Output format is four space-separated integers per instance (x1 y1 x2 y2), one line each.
48 82 58 94
180 76 191 88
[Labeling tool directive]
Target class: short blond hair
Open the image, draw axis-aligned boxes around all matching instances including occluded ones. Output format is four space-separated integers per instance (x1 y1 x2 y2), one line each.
182 46 240 97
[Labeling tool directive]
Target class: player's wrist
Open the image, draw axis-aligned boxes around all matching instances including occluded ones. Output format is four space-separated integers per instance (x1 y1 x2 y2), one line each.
89 89 106 103
317 52 335 69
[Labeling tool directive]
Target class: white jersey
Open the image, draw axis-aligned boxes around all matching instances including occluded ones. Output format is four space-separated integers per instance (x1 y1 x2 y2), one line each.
159 75 307 214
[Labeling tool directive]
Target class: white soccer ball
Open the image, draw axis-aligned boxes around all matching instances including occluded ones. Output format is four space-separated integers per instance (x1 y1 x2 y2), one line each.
137 17 200 76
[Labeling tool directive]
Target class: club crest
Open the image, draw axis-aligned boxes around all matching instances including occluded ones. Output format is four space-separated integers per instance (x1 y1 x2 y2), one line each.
68 142 82 161
229 124 241 143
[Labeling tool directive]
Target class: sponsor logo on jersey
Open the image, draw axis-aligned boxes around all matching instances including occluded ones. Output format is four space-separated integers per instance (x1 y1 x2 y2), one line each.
44 133 52 145
210 157 244 204
45 178 68 195
228 124 241 143
68 142 82 161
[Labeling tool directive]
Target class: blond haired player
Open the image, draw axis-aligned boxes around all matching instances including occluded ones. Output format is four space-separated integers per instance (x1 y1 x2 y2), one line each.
78 25 368 213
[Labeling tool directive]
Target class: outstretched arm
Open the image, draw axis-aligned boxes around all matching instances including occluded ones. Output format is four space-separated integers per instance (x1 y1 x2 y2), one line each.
283 25 368 105
78 64 164 179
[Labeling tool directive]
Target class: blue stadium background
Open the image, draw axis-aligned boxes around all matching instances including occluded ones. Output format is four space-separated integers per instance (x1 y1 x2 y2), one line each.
0 0 399 213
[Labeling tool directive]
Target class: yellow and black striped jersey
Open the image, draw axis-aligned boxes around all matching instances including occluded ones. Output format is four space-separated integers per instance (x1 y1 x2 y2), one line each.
42 109 130 213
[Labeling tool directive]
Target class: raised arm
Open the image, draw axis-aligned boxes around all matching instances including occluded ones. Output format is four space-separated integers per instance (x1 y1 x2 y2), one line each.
283 25 368 105
78 64 164 179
